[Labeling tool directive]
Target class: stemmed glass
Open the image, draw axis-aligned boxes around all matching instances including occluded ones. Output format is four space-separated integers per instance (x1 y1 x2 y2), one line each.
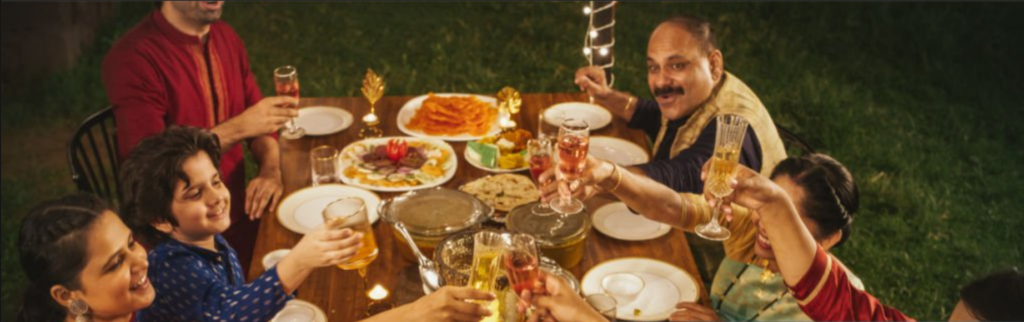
527 139 555 215
550 119 589 214
467 231 504 311
504 234 544 298
695 114 749 241
274 65 305 139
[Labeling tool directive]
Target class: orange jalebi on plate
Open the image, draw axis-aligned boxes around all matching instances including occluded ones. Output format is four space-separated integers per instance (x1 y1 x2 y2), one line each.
406 93 498 136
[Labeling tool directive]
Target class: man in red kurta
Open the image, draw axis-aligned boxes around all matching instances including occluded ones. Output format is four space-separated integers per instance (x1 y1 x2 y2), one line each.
102 1 295 272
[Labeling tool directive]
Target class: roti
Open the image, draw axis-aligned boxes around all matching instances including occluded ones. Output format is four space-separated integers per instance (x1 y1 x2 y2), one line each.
460 174 539 212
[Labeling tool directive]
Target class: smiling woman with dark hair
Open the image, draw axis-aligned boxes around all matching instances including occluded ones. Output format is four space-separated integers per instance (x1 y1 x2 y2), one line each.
17 194 154 322
712 162 1024 322
537 153 863 321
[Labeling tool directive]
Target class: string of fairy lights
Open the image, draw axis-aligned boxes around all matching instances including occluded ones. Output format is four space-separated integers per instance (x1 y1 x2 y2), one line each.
583 1 616 87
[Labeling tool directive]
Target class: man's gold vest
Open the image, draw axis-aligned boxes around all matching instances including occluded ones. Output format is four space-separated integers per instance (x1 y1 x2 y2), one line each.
651 72 788 176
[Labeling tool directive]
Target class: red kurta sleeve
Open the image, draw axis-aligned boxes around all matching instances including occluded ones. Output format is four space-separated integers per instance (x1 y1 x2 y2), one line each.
103 45 169 159
232 27 263 108
222 23 274 143
790 246 916 322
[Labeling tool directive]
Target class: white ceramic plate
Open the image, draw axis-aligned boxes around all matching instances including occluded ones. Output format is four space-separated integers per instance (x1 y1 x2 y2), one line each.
296 106 353 136
589 136 649 166
277 184 381 235
272 299 327 322
582 258 700 321
593 203 671 241
261 249 291 271
338 136 457 192
544 102 613 131
397 93 501 141
463 148 529 174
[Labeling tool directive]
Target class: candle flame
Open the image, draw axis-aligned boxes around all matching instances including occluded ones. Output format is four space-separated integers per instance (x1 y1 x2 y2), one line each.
367 284 389 300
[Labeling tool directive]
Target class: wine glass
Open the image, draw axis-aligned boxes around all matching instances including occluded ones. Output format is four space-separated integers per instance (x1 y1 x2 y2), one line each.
695 114 749 241
550 119 589 214
504 234 543 299
323 198 379 288
274 65 305 139
527 139 555 215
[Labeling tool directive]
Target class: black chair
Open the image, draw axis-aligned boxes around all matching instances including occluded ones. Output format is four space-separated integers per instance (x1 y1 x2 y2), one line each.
67 107 120 206
776 124 816 156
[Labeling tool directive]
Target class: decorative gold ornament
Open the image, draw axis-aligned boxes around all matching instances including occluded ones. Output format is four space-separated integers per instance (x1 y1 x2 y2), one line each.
496 86 522 132
359 68 385 138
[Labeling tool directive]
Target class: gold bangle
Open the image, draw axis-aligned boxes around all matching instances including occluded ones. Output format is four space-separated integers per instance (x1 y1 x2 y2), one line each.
607 163 624 192
623 95 636 114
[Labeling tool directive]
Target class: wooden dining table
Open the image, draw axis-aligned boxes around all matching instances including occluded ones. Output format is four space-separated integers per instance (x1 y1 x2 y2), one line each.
249 93 708 321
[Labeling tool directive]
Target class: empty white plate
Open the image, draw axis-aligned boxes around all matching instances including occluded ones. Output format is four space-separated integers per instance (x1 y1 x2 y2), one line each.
593 203 671 241
296 106 353 136
589 136 650 166
272 299 327 322
262 249 291 271
544 102 613 131
277 184 381 235
582 258 700 322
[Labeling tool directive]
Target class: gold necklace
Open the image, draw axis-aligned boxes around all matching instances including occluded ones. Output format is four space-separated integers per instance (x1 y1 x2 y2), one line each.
758 259 775 283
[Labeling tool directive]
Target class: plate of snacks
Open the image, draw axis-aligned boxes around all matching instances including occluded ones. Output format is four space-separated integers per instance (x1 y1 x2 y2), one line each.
464 128 533 173
398 93 501 141
459 174 540 221
340 137 457 192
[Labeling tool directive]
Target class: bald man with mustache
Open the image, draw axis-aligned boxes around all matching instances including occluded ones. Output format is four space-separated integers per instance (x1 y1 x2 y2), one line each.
576 15 787 194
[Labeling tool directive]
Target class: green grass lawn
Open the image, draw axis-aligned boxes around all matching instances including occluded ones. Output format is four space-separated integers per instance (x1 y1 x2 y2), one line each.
2 2 1022 320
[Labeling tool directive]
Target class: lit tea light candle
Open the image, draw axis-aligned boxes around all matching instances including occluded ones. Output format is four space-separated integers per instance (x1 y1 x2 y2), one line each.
362 113 379 124
499 117 517 131
367 284 389 300
365 284 394 316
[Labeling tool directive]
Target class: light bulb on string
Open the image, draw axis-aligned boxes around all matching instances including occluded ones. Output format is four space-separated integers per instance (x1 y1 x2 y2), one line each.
583 6 592 15
583 47 593 56
590 30 599 39
599 47 609 57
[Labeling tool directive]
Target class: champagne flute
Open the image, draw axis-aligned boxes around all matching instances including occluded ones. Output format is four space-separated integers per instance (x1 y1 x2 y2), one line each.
323 198 379 287
504 234 543 298
695 114 749 241
467 231 504 319
527 139 555 215
274 65 305 139
550 119 589 214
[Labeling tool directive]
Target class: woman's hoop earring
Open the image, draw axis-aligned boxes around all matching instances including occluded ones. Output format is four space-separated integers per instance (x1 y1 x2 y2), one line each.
69 299 90 322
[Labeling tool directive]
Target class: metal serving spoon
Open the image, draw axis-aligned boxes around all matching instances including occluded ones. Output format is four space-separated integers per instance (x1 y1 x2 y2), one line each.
393 221 441 293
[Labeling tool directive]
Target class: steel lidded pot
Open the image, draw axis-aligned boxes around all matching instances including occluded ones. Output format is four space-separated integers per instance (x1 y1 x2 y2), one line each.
505 201 590 269
378 187 493 262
